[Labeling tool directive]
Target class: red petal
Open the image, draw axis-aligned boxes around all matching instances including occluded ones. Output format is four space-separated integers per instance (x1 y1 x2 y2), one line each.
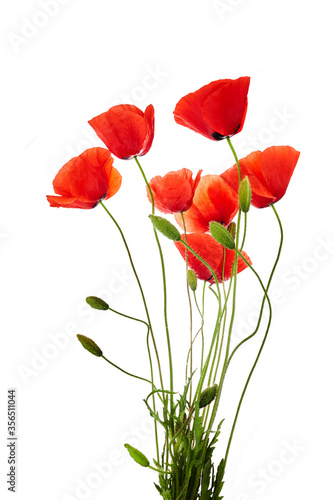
174 233 223 281
46 196 96 209
149 168 201 214
104 163 122 200
89 104 154 159
218 249 252 281
202 77 250 137
261 146 300 203
180 175 238 232
173 80 227 140
221 151 276 208
140 104 155 156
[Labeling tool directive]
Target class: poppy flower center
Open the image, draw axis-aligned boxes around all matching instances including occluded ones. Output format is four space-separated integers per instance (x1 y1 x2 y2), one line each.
211 131 226 140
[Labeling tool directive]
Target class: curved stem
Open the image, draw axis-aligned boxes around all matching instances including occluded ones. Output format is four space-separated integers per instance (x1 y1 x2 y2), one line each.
227 204 283 365
102 355 153 386
99 201 164 392
223 251 273 470
134 156 174 411
99 201 162 461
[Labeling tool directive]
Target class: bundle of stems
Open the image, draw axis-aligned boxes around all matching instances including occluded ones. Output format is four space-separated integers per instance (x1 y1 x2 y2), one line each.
78 139 283 500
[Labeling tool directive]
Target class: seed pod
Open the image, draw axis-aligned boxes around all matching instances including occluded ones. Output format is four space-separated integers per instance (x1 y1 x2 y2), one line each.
124 443 150 467
77 334 103 357
199 384 218 408
86 296 109 310
239 176 251 213
209 221 235 250
187 269 197 292
149 215 180 241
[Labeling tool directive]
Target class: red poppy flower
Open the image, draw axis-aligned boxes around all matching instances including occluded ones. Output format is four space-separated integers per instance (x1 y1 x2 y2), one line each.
175 233 251 282
173 77 250 141
88 104 154 160
147 168 202 214
47 147 121 209
174 175 239 233
221 146 300 208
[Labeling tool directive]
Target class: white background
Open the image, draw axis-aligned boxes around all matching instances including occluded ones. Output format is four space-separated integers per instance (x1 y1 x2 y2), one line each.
1 0 332 499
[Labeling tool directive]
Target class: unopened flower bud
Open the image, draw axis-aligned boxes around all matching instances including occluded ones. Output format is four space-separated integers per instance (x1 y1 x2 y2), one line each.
187 269 197 292
124 443 150 467
149 215 180 241
227 222 236 239
239 176 251 213
209 221 235 249
199 384 218 408
86 296 109 310
77 334 103 357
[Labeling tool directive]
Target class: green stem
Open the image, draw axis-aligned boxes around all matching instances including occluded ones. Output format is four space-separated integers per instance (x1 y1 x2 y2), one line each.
99 201 162 461
227 204 283 365
133 156 175 481
223 250 273 470
206 137 243 437
227 136 242 182
134 157 174 415
180 240 227 404
181 211 194 403
101 355 153 386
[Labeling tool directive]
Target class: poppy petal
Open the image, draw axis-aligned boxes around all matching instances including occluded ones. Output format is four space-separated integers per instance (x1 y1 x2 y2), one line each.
179 175 238 232
89 104 154 159
173 80 227 140
174 233 223 282
46 196 97 209
202 77 250 137
261 146 300 203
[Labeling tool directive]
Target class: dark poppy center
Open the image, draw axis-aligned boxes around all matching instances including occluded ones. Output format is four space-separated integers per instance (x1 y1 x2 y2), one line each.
211 132 226 141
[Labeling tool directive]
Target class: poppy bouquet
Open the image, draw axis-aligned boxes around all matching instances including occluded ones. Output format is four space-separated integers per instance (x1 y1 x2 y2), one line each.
47 77 300 499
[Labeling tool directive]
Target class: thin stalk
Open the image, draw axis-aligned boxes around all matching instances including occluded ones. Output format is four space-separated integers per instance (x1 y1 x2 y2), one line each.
99 201 162 461
181 211 194 403
206 137 243 436
102 355 153 386
133 156 175 481
223 251 273 470
227 204 283 365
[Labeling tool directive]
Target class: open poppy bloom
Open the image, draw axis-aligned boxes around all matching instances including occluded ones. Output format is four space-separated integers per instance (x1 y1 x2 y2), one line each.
147 168 202 214
175 233 251 282
174 175 239 233
221 146 300 208
173 77 250 141
88 104 155 160
47 147 122 209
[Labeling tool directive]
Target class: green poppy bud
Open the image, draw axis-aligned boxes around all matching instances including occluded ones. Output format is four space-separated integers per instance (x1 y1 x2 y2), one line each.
227 222 236 239
86 296 109 310
149 215 180 241
209 221 235 250
77 334 103 357
199 384 218 408
124 443 150 467
239 176 251 213
187 269 197 292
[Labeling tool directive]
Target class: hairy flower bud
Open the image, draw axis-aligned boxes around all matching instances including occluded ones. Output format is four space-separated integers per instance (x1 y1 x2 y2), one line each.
209 221 235 249
77 334 103 357
199 384 218 408
124 444 150 467
149 215 180 241
86 296 109 310
187 269 197 292
239 176 251 213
